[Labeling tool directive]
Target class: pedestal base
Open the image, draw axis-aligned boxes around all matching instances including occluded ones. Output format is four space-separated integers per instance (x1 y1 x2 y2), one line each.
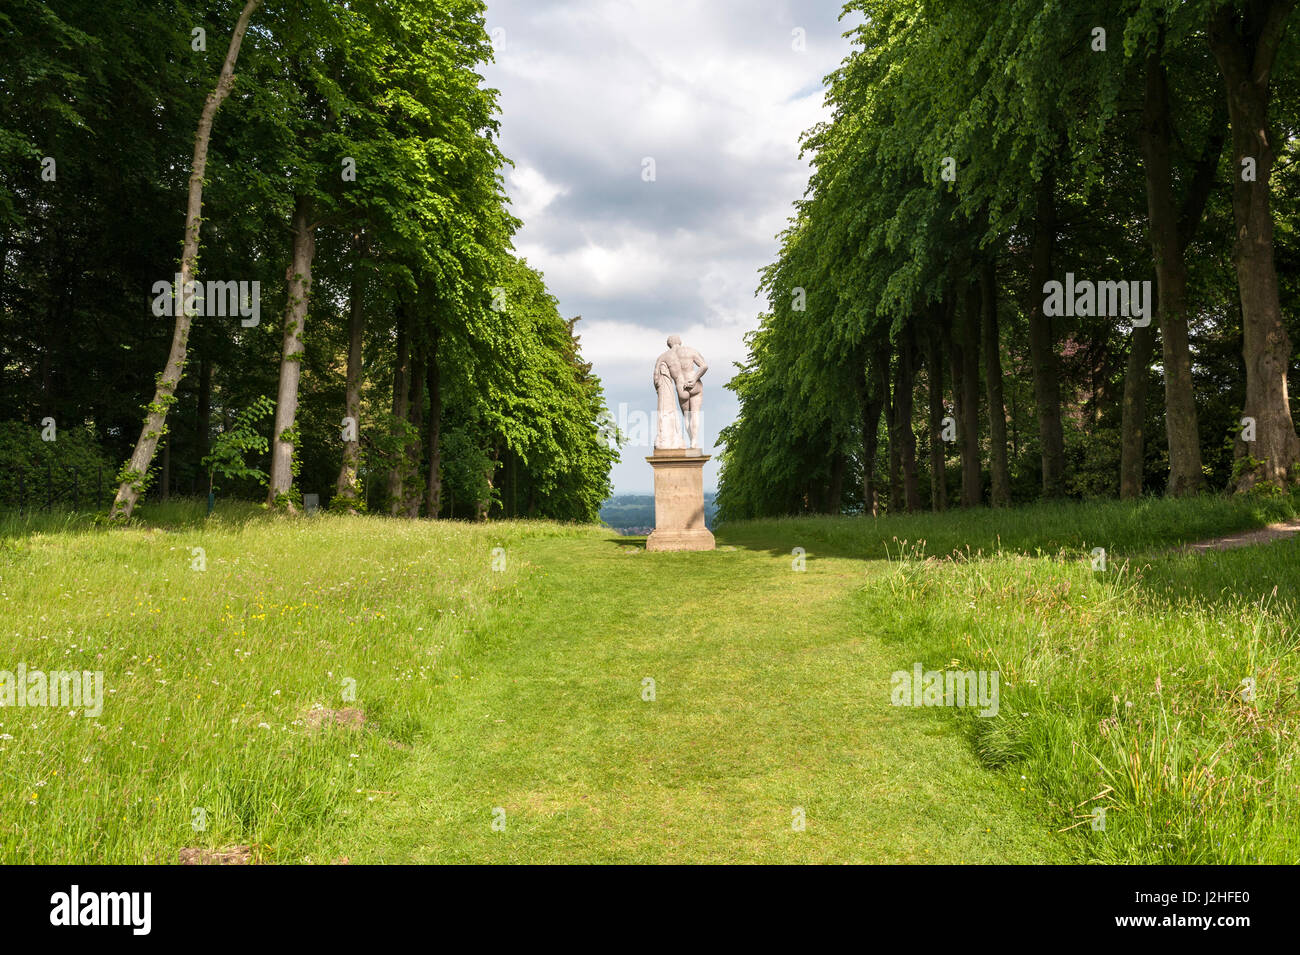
645 450 715 552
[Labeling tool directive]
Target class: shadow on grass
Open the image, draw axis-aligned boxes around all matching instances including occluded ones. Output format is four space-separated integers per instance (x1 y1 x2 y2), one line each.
0 497 271 539
714 493 1300 564
713 493 1300 620
1123 535 1300 616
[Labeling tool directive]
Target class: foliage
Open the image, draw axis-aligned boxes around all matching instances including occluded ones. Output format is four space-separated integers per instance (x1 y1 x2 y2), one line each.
0 0 615 521
202 395 274 493
718 0 1300 516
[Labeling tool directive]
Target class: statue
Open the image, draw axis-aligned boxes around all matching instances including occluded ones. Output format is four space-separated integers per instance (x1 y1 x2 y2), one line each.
653 355 684 449
652 335 708 450
646 334 715 551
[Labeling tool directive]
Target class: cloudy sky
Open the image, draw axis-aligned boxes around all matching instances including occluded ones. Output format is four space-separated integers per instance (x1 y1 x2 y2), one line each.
481 0 859 494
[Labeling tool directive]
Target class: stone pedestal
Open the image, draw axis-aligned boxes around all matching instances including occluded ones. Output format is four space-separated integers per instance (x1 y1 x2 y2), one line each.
645 450 715 552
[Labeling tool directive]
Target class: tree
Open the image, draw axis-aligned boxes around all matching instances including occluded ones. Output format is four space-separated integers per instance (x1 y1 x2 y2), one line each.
109 0 261 520
1207 0 1299 489
334 232 368 509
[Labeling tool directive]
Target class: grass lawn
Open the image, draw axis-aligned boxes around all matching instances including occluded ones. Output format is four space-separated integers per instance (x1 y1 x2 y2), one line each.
1 493 1297 863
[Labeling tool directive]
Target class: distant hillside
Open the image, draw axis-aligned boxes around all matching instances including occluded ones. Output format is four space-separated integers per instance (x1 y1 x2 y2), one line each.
600 492 717 534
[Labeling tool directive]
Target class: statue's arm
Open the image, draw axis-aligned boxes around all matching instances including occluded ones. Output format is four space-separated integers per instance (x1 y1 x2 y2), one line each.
686 349 708 383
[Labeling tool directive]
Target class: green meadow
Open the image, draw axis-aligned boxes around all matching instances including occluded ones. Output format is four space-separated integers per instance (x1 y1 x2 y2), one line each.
1 493 1297 863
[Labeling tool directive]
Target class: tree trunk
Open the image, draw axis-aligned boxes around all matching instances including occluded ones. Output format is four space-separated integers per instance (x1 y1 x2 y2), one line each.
1125 43 1223 500
402 338 426 518
925 320 947 511
160 437 170 502
894 324 921 512
1119 324 1157 498
266 193 316 509
981 259 1011 506
477 445 498 521
1141 45 1204 496
946 298 964 494
886 348 901 513
387 310 410 513
424 330 442 517
826 452 845 514
40 309 55 420
0 228 7 406
855 347 886 516
194 356 211 494
1027 170 1066 497
507 449 518 518
960 280 982 507
1208 1 1300 490
335 235 367 506
110 0 260 520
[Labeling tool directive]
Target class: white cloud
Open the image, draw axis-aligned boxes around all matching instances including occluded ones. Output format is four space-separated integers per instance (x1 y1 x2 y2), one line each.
507 165 568 221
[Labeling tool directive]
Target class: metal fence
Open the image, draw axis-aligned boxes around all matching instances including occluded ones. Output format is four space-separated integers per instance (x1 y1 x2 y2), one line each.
5 465 106 513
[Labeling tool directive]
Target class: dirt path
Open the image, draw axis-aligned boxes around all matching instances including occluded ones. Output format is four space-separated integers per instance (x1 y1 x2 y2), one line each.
1182 518 1300 553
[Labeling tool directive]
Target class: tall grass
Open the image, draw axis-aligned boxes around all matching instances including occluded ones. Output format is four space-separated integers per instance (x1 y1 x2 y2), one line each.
0 506 603 862
860 536 1300 863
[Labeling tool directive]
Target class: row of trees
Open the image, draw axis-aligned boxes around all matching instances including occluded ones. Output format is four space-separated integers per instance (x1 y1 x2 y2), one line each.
1 0 616 521
717 0 1299 519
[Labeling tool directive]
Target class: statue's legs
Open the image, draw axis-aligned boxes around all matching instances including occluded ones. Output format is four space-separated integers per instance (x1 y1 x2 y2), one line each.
685 392 703 448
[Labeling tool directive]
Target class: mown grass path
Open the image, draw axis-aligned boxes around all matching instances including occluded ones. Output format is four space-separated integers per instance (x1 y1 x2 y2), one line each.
339 535 1071 863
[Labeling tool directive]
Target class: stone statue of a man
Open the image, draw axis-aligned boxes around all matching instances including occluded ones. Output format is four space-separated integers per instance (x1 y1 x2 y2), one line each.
652 335 708 450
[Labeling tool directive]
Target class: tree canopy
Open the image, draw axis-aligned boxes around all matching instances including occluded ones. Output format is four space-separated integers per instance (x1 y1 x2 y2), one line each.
718 0 1299 520
1 0 616 522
